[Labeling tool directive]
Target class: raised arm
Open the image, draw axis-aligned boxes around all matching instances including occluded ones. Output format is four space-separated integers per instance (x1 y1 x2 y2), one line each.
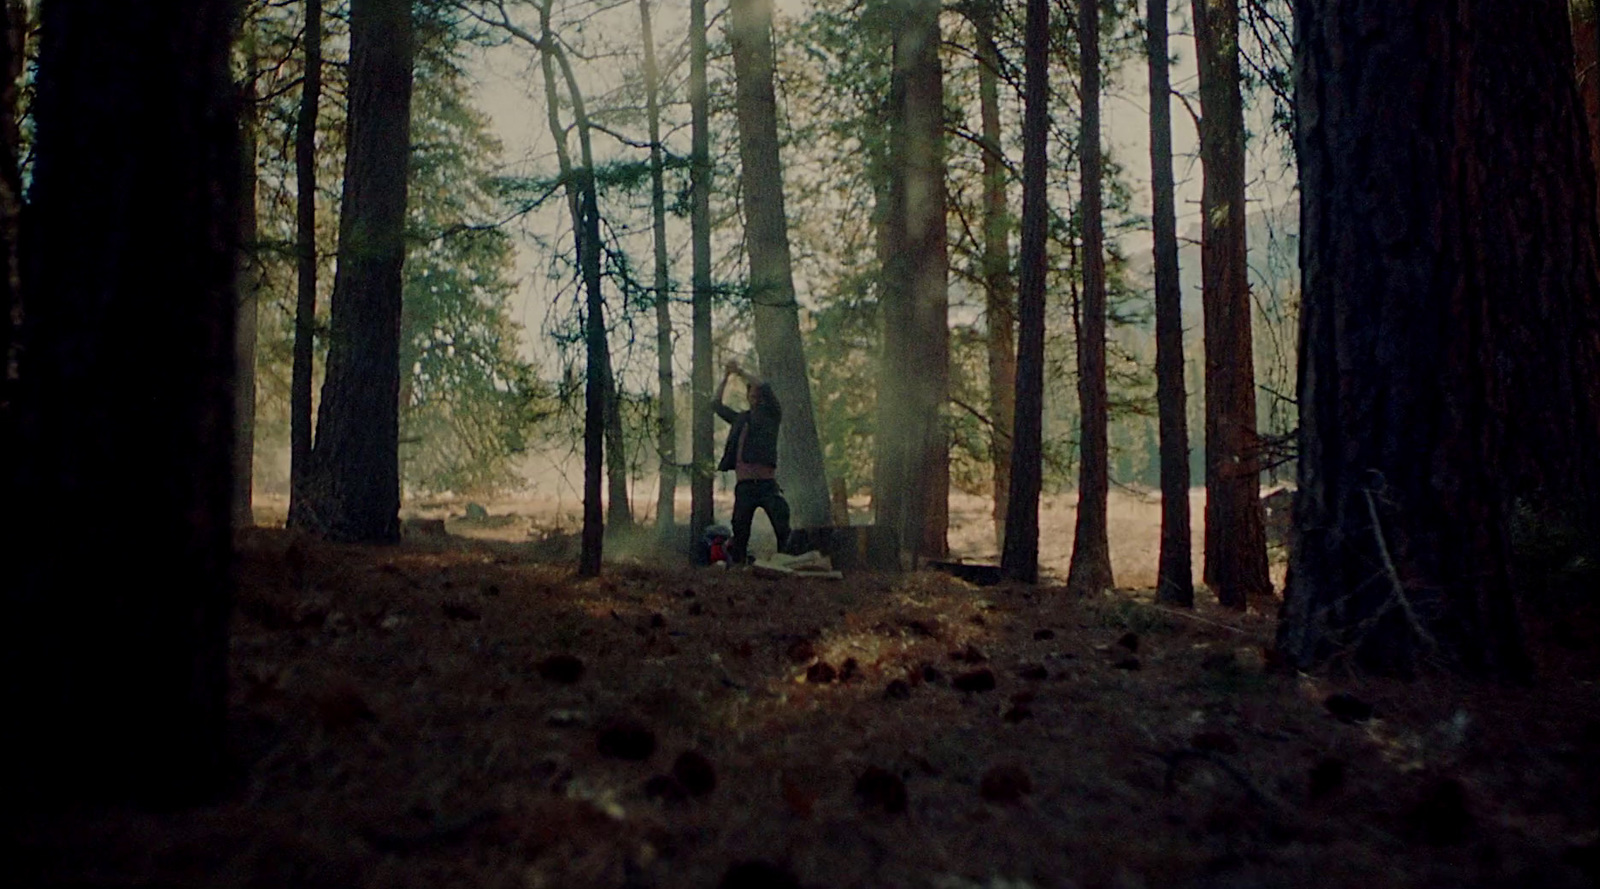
713 363 740 422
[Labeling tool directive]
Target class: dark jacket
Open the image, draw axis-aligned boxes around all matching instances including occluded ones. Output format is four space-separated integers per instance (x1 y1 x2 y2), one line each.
716 383 781 471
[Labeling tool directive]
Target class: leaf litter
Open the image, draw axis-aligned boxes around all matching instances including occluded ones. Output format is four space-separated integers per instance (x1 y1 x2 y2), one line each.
12 526 1600 889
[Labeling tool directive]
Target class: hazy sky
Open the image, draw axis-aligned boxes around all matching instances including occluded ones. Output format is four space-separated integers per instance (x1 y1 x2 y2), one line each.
460 0 1292 369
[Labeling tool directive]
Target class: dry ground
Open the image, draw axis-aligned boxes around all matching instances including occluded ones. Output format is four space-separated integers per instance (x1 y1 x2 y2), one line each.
11 519 1600 889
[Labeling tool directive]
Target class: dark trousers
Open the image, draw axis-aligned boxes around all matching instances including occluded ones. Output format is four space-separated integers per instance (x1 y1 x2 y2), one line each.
730 478 790 563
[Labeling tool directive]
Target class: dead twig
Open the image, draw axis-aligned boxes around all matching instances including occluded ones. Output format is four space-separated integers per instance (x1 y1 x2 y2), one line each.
1362 482 1440 658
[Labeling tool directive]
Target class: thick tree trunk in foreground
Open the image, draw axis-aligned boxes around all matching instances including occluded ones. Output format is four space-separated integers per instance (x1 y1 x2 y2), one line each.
877 0 949 562
1149 0 1194 606
1282 0 1600 677
1574 6 1600 229
728 0 831 529
288 0 322 526
290 0 412 543
1193 0 1269 609
642 0 677 541
1066 0 1114 595
8 0 238 800
0 0 21 425
689 0 715 542
1001 0 1049 583
972 0 1015 553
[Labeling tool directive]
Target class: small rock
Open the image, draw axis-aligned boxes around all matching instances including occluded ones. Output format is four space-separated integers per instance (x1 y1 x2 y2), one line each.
1112 656 1142 671
921 665 946 684
1200 651 1237 672
441 601 480 621
1232 645 1267 674
903 618 941 638
1324 693 1375 724
537 654 585 683
546 709 587 727
884 679 912 701
806 662 837 684
719 861 800 889
480 583 500 597
643 774 688 805
952 668 997 692
785 639 816 663
1017 663 1048 680
672 751 717 796
596 719 656 760
968 614 987 626
649 613 666 629
314 683 375 730
1308 757 1345 801
1117 631 1140 652
1003 705 1033 723
1406 776 1473 845
979 764 1032 803
687 602 705 616
854 766 907 814
464 502 490 521
321 610 352 635
1191 731 1238 755
838 658 860 682
1033 628 1056 641
949 643 987 663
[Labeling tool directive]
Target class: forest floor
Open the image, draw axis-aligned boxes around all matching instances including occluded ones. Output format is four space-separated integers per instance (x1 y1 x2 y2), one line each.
12 512 1600 889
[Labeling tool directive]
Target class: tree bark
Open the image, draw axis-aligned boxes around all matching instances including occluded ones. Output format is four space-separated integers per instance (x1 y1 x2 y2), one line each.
1001 0 1049 583
1281 0 1600 677
1066 0 1114 595
641 0 676 541
877 0 949 562
8 0 238 800
727 0 832 529
1193 0 1269 609
290 0 412 543
689 0 715 542
1574 5 1600 229
972 0 1015 553
235 37 261 529
533 2 608 573
0 0 21 423
288 0 322 525
1149 0 1194 606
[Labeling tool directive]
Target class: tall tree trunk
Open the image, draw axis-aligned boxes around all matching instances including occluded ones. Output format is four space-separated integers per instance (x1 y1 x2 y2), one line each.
972 0 1015 553
1574 4 1600 228
1001 0 1049 583
9 0 238 800
235 38 261 529
689 0 715 542
534 2 608 573
290 0 412 543
1193 0 1268 608
1149 0 1194 606
602 346 631 531
0 0 23 433
1067 0 1114 595
877 0 949 562
288 0 322 524
641 0 676 541
906 0 950 559
875 48 909 548
1282 0 1600 678
727 0 831 528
